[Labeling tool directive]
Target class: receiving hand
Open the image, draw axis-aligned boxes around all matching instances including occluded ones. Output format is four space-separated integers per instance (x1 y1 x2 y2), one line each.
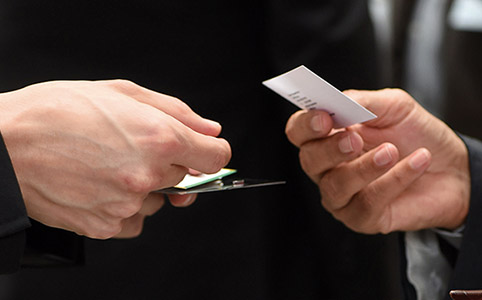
285 88 470 234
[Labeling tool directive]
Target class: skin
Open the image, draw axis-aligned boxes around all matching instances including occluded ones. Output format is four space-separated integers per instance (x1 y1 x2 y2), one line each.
0 80 231 239
285 88 470 234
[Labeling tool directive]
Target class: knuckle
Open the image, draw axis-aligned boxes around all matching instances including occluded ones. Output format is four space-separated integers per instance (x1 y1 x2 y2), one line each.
327 189 393 235
102 225 123 239
389 168 406 187
345 218 377 235
352 192 392 234
285 121 296 144
109 79 140 95
330 209 377 235
114 200 143 219
285 111 308 145
156 166 187 190
356 158 377 182
354 192 377 217
206 147 230 173
331 212 365 233
204 140 231 173
319 176 341 210
218 140 232 165
119 169 157 194
299 148 315 176
126 220 144 238
115 215 145 238
389 87 408 97
356 201 380 234
171 97 193 115
348 222 376 235
298 140 334 178
377 206 394 234
140 116 165 137
156 129 184 156
387 88 415 108
85 222 122 240
378 224 393 235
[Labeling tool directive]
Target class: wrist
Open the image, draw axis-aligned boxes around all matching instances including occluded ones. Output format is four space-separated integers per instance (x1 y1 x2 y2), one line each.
442 132 471 230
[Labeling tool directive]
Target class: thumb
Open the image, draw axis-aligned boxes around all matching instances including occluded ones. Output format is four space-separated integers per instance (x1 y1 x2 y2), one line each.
343 88 418 129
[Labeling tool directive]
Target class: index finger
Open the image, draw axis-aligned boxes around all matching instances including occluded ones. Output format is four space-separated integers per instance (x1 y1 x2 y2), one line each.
343 89 417 128
285 110 333 147
104 80 223 137
173 129 232 174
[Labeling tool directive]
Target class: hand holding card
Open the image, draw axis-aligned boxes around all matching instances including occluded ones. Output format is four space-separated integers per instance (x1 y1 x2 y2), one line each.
263 65 376 128
161 65 368 195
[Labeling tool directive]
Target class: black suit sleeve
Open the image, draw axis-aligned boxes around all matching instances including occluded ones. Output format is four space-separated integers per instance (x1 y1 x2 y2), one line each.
400 135 482 299
0 131 83 272
447 135 482 293
0 131 31 274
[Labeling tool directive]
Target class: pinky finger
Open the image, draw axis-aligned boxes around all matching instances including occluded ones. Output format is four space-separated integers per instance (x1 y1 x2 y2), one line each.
114 214 146 239
138 193 166 216
336 148 431 233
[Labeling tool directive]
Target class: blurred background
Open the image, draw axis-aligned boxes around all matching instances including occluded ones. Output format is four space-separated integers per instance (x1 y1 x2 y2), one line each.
370 0 482 140
0 0 481 299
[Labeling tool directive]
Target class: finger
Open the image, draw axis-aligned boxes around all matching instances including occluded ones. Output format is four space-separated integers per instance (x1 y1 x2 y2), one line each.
146 115 230 186
188 168 202 176
105 80 222 136
113 213 146 239
153 164 189 190
343 89 417 128
285 110 334 147
145 95 222 137
320 143 399 212
168 193 197 207
172 131 232 174
299 130 364 182
334 148 431 233
138 193 166 216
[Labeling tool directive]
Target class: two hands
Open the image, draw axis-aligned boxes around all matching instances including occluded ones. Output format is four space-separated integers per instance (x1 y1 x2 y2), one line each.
1 83 469 240
286 88 471 234
0 80 231 239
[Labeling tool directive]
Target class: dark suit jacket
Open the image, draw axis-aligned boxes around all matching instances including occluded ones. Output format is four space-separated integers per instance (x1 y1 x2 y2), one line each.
0 133 83 273
401 136 482 300
448 136 482 297
0 1 399 299
391 0 482 141
443 26 482 141
391 2 482 298
0 133 30 274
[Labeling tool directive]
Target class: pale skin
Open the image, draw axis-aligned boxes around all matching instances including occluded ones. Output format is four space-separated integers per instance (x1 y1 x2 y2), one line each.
0 80 231 239
285 88 470 234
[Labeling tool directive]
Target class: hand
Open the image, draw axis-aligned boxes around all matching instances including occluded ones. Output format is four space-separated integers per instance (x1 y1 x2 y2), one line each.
0 80 231 239
285 88 470 234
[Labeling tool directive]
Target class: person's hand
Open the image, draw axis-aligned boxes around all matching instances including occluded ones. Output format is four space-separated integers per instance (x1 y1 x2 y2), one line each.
285 88 470 234
0 80 231 239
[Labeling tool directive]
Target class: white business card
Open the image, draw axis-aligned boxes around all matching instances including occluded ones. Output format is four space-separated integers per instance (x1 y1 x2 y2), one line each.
263 65 376 128
174 168 237 189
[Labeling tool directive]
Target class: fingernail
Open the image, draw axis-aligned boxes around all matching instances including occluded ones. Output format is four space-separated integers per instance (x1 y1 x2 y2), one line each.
374 145 394 166
338 135 354 153
182 194 196 206
311 115 324 132
188 168 202 176
207 119 221 128
409 149 430 170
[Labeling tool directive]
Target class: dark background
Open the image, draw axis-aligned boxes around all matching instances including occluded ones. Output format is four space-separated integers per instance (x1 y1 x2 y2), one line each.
0 1 401 299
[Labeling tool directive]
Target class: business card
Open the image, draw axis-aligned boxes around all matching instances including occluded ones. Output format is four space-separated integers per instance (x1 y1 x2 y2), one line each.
263 65 376 128
174 168 237 189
